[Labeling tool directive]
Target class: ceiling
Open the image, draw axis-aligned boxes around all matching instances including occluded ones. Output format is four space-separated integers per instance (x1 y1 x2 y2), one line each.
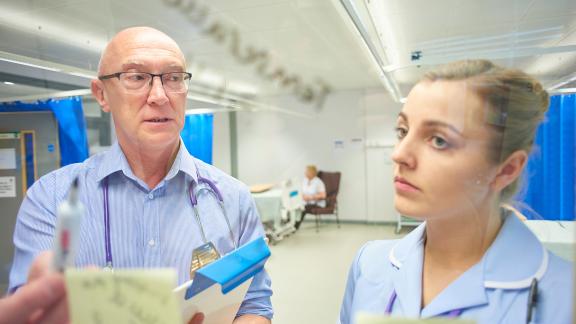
0 0 575 108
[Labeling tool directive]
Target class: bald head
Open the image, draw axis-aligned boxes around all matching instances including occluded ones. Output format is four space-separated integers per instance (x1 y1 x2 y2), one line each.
98 27 186 75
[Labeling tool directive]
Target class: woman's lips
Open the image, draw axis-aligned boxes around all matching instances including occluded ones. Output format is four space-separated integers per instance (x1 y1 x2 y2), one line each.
394 176 421 193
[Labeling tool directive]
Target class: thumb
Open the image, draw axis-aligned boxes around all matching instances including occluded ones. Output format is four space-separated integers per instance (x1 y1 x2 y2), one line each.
188 312 205 324
0 273 66 323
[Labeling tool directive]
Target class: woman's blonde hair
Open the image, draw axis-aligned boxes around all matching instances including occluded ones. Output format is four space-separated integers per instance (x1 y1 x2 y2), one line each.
306 165 318 175
422 59 550 201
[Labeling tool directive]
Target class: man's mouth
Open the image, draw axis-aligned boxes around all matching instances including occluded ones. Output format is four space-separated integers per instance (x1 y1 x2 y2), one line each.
146 118 170 123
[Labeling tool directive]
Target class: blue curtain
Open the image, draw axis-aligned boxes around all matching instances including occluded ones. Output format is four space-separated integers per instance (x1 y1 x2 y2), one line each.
0 96 89 166
181 114 213 164
517 94 576 220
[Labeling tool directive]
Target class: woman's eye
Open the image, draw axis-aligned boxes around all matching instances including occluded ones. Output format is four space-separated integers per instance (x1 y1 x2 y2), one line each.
395 127 407 139
431 136 449 149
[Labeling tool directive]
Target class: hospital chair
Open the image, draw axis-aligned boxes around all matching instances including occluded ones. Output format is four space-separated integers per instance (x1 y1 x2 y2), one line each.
307 171 341 232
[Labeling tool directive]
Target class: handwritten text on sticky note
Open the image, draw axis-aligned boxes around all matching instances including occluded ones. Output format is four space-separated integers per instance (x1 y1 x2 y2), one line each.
66 269 182 324
357 313 476 324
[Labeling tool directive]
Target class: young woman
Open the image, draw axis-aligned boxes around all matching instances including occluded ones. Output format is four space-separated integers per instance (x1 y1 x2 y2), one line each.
339 60 573 323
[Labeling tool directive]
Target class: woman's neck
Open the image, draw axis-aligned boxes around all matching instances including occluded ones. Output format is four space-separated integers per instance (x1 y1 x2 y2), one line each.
424 206 503 266
421 202 503 308
120 140 181 190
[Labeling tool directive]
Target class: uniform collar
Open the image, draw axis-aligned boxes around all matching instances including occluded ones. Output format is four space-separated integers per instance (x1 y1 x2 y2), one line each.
96 139 199 185
388 212 548 317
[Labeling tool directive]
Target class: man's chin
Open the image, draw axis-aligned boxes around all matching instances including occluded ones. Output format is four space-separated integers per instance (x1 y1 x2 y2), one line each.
133 132 180 149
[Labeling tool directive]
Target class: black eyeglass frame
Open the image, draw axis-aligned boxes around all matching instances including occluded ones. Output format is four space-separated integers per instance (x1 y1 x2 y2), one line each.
98 71 192 91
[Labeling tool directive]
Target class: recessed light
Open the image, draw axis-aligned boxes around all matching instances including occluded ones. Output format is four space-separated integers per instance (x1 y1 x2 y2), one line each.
3 81 15 85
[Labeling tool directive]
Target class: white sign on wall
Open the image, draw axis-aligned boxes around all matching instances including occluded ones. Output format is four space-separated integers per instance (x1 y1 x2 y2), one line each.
0 176 16 198
0 148 17 170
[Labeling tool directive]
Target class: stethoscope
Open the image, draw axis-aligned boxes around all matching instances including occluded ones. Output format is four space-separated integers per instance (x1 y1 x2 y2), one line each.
384 278 539 323
101 168 238 270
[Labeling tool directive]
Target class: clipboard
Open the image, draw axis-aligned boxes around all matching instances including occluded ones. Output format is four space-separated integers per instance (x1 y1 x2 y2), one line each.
174 237 271 324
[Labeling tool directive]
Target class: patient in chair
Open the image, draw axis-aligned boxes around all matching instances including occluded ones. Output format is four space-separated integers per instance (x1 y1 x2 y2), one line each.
295 165 326 230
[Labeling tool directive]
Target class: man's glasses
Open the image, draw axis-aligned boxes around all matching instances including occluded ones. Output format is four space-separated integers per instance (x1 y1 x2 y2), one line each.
98 72 192 93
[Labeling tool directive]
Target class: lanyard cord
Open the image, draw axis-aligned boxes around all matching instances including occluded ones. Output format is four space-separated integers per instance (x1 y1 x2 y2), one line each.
103 177 113 269
102 172 238 270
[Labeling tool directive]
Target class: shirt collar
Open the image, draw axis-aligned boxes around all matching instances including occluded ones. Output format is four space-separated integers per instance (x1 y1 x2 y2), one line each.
388 211 548 317
96 139 199 184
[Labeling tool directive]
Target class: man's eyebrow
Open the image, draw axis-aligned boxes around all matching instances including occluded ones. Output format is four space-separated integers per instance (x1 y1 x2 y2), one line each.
120 62 145 70
119 63 185 71
164 64 186 72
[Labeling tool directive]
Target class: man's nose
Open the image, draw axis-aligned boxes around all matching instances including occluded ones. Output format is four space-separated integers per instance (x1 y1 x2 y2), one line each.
147 76 169 106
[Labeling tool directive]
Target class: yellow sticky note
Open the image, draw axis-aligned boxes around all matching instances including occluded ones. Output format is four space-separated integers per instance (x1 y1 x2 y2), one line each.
66 269 182 324
357 313 476 324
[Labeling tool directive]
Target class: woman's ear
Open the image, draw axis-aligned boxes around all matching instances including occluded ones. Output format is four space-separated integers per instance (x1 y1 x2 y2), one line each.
91 79 110 113
490 150 528 192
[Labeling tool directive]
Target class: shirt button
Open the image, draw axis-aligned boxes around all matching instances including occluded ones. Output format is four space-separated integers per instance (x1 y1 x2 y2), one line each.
148 239 156 247
148 193 154 200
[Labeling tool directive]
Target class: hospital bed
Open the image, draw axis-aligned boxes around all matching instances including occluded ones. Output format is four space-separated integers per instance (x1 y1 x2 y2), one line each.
252 181 301 244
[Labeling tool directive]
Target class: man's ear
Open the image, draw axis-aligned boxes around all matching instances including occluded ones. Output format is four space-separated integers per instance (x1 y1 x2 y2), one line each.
91 79 110 113
490 150 528 193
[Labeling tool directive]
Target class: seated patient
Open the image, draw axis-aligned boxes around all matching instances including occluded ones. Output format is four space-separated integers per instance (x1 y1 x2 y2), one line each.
339 60 573 323
295 165 326 230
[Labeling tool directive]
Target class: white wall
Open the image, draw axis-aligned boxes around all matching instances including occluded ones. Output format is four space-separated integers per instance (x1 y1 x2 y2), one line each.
363 91 401 222
222 89 401 223
212 112 232 175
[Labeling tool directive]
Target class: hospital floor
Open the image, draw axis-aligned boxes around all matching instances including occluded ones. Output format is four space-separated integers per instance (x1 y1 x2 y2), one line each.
266 221 409 324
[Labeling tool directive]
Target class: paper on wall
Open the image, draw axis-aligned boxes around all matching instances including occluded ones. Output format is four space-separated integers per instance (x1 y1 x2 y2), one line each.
0 148 16 170
0 176 16 198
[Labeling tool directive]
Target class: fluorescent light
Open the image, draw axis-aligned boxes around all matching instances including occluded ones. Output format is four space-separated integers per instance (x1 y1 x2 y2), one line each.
0 57 61 72
549 75 576 90
68 71 96 79
3 81 15 85
550 88 576 94
336 0 402 102
399 97 407 104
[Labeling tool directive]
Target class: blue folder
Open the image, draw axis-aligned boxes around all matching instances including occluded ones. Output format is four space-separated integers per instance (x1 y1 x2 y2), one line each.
185 237 271 300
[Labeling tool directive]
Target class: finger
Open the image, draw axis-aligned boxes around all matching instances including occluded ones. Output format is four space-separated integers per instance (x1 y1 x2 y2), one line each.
37 296 69 324
0 274 65 323
28 251 54 282
188 312 205 324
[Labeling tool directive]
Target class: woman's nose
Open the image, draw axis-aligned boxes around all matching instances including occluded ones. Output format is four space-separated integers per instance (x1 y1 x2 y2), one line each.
391 136 417 169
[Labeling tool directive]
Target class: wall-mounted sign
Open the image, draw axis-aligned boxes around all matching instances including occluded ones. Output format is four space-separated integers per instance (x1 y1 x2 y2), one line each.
0 148 16 170
0 176 16 198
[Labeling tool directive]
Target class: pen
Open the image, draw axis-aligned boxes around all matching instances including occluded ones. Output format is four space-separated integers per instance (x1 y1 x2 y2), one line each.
52 177 84 272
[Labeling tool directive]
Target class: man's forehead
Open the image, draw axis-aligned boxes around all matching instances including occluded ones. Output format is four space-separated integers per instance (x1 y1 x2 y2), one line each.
99 27 186 72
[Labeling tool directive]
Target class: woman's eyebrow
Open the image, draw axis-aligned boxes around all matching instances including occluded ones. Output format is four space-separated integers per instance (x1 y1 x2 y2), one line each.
422 120 463 136
398 112 408 122
399 112 463 136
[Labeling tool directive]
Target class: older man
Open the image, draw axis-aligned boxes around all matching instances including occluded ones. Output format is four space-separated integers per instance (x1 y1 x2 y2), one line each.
8 27 273 323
